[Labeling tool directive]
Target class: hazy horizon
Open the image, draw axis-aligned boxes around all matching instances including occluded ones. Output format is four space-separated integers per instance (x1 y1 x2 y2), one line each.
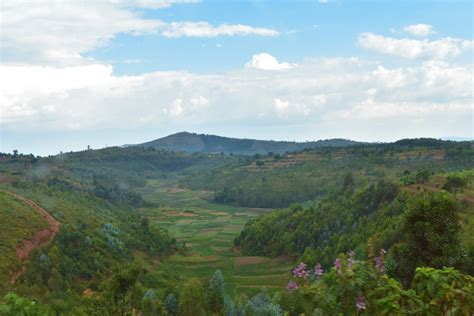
2 130 473 157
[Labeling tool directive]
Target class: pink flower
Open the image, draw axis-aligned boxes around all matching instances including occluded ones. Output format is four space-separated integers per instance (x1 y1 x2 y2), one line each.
314 263 324 277
348 250 355 269
356 293 366 311
292 262 310 278
334 258 342 273
374 249 387 273
287 280 298 292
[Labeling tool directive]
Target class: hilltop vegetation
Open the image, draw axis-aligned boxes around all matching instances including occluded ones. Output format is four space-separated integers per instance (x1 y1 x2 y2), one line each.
137 131 358 155
181 139 473 208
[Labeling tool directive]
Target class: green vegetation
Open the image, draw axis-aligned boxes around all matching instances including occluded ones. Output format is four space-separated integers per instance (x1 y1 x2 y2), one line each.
0 191 49 291
235 180 404 263
0 137 472 314
136 179 293 297
182 140 473 208
138 131 358 155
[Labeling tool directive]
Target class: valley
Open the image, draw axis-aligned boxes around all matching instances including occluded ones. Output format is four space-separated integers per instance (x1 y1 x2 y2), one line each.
137 179 293 297
0 137 473 314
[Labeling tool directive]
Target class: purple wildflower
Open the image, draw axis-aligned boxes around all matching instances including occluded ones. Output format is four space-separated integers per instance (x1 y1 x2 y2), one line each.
348 250 355 269
292 262 310 278
334 258 342 273
356 293 366 311
374 249 387 273
314 263 324 277
287 280 299 292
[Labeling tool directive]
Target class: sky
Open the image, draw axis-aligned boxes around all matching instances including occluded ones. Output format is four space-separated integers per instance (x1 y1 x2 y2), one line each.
0 0 473 156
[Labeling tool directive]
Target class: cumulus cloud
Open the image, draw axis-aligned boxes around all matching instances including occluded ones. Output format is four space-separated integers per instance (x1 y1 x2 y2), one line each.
1 1 278 65
245 53 293 70
358 32 472 59
2 57 471 143
403 24 435 37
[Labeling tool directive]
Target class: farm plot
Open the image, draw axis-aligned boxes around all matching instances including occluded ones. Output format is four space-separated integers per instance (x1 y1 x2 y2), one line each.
138 179 293 296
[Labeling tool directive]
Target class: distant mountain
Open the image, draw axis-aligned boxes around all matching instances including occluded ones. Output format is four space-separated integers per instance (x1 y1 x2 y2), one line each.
135 132 360 155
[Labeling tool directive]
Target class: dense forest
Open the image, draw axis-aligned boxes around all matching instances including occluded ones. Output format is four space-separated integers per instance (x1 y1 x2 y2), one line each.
0 138 473 314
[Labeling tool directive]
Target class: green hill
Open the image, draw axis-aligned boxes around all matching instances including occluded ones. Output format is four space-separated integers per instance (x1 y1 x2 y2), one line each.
136 131 359 154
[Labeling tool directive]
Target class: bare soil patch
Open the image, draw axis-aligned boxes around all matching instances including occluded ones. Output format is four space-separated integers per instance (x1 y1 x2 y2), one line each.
235 256 267 266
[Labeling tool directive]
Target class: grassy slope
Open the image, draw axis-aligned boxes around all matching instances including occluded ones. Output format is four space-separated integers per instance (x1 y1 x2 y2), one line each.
0 191 49 290
137 179 294 297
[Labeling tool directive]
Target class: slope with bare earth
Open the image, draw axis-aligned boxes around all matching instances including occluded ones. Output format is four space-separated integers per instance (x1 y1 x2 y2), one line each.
0 191 60 286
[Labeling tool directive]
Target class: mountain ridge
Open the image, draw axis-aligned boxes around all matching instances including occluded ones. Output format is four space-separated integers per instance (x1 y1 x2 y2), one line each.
134 131 360 155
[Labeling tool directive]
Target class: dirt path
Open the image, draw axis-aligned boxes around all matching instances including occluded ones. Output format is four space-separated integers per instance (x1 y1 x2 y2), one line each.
3 191 60 283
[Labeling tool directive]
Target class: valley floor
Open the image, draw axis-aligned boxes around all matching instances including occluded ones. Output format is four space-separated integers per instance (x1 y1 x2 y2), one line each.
137 179 294 297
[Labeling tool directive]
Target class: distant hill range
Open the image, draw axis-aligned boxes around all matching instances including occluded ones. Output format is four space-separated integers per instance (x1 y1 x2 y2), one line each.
134 132 360 155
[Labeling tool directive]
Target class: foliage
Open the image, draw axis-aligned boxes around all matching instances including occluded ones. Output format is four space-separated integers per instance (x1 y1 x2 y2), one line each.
164 293 178 316
443 175 468 194
208 270 225 315
0 293 49 316
387 192 464 286
286 252 473 315
235 180 404 265
178 278 207 316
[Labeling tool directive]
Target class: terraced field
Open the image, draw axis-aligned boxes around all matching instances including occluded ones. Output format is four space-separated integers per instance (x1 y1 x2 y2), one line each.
138 179 293 296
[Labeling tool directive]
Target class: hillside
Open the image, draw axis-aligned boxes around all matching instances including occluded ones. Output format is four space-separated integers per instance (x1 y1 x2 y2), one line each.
0 138 473 314
136 131 359 154
0 191 50 292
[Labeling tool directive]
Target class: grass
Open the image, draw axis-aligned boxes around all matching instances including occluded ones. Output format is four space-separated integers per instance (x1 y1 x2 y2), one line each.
138 179 293 296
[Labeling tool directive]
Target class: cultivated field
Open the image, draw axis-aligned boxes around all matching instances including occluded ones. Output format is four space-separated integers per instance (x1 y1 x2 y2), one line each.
138 179 293 296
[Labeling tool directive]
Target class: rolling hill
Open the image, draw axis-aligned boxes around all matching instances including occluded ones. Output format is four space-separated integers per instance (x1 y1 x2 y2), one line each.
135 131 360 155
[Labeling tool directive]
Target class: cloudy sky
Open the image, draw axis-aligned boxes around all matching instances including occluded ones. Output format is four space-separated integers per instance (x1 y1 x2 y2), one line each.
0 0 473 155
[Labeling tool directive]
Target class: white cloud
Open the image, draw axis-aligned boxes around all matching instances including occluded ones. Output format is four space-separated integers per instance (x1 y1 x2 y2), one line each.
358 32 472 59
403 24 434 37
0 1 278 65
116 0 200 9
190 96 209 108
274 98 290 115
160 22 278 38
245 53 293 70
3 56 470 139
168 99 184 117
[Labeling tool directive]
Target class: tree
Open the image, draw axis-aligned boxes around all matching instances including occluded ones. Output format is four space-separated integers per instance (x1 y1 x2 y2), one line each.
103 265 141 316
12 150 18 158
224 296 236 316
208 270 225 315
342 172 354 192
178 278 207 316
299 247 317 267
388 192 463 285
164 293 178 316
443 175 468 194
0 293 49 315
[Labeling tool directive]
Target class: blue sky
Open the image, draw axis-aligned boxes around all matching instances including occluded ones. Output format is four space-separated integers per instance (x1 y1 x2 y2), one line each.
1 0 473 155
88 1 473 75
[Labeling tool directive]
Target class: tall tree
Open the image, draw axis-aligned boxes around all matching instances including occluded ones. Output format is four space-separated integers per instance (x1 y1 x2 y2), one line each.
388 192 463 286
208 270 225 315
178 278 207 316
